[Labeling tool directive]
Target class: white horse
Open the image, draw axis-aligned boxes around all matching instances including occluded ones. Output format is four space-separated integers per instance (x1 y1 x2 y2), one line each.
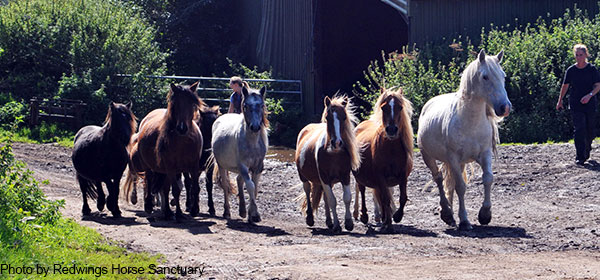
211 85 268 223
417 49 511 230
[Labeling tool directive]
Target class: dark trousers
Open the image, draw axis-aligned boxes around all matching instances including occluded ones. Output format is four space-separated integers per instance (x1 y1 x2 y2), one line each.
572 109 596 161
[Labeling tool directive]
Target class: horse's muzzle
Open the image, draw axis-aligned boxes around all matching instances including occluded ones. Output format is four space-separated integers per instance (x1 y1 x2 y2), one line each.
495 103 512 117
250 124 261 132
385 125 399 139
330 139 344 150
176 122 188 135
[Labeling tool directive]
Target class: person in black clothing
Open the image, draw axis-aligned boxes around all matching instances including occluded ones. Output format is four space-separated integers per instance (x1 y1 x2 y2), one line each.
557 44 600 165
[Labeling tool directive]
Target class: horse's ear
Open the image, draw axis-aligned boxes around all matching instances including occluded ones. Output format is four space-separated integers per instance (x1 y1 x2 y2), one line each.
126 101 132 110
170 83 178 92
190 81 199 93
341 96 349 107
259 86 267 98
478 49 487 63
324 96 331 107
109 101 115 109
242 85 249 99
496 50 504 63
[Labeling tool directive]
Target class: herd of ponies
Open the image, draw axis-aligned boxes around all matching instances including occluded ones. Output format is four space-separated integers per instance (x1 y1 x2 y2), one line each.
71 50 511 233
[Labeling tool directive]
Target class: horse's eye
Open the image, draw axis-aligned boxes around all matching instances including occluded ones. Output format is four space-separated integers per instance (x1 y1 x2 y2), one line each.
483 75 489 80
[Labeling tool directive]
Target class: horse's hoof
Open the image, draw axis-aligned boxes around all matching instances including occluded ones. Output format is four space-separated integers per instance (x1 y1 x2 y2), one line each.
326 219 334 229
478 207 492 225
97 199 105 212
360 213 369 225
249 214 261 224
441 208 456 227
111 211 122 218
82 207 91 216
393 209 404 223
332 224 342 234
379 223 394 234
306 213 314 227
458 221 473 231
344 218 354 231
353 210 359 221
190 207 199 217
144 204 153 214
239 208 247 219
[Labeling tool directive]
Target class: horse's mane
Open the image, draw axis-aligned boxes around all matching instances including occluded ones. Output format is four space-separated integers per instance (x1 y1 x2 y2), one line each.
459 54 505 157
370 87 414 153
322 95 361 170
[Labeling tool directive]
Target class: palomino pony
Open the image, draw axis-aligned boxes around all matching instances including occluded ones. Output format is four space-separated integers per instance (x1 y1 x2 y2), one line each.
296 95 361 233
417 50 511 230
212 85 268 223
353 87 414 232
125 82 203 219
72 102 136 217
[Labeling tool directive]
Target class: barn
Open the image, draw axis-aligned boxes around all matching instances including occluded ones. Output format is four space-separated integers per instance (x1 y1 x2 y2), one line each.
239 0 599 115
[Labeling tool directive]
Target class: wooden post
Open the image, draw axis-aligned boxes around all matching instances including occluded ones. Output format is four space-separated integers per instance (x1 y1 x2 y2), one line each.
29 98 39 126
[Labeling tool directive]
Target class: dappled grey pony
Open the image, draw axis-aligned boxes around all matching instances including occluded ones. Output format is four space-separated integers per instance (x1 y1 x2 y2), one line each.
212 85 269 223
72 102 136 218
417 50 512 230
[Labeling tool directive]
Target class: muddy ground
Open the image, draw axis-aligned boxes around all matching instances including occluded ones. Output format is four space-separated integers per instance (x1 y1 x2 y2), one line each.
10 142 600 279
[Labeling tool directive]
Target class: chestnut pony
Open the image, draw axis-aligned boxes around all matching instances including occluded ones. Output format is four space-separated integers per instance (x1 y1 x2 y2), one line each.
296 95 361 233
124 82 203 219
72 102 136 217
352 87 414 233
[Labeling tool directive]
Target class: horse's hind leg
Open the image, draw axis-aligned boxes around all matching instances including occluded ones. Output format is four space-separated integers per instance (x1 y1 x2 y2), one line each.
449 161 471 230
303 181 314 226
422 152 455 227
188 171 201 217
342 182 353 231
236 174 247 218
95 181 105 212
477 152 494 225
358 183 369 224
77 174 92 216
217 167 231 219
143 173 154 214
170 176 185 221
106 178 121 218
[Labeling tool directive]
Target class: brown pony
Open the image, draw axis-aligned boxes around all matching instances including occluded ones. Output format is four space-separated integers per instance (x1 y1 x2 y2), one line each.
124 82 203 219
296 95 361 233
352 87 414 232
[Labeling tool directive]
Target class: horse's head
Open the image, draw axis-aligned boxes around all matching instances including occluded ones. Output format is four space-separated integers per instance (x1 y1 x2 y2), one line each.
464 49 512 117
106 101 137 144
322 95 356 151
198 105 221 145
167 82 201 136
241 85 268 133
374 88 412 140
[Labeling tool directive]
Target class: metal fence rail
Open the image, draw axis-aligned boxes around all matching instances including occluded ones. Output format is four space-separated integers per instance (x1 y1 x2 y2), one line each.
116 74 303 111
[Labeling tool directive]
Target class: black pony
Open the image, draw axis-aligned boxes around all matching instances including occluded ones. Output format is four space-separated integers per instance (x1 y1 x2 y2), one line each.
72 102 136 217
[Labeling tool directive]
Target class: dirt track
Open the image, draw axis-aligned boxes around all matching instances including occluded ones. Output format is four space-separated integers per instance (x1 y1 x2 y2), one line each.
11 142 600 279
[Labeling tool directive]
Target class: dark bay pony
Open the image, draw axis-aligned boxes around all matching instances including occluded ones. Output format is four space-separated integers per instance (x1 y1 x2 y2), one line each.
352 87 414 232
72 102 136 217
124 82 203 219
212 85 268 223
296 95 361 233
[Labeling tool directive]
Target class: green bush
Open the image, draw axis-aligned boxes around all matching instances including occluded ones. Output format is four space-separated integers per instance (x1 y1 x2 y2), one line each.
0 0 169 125
354 5 600 143
0 101 27 127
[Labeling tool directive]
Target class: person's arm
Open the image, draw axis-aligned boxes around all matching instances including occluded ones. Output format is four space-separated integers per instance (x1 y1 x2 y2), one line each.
228 93 235 113
557 83 569 110
580 82 600 104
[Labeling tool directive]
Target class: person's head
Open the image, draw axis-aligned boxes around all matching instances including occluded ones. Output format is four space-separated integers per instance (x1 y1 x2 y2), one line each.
573 44 589 64
229 76 243 93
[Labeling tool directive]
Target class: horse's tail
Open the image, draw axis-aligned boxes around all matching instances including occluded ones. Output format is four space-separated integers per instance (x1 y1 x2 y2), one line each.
297 183 308 214
212 160 237 195
441 162 471 208
486 105 502 157
77 174 98 200
122 166 138 204
310 184 323 215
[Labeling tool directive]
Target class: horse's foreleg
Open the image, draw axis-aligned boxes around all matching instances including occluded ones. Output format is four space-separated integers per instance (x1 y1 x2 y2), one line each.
188 171 201 217
477 152 494 225
373 190 381 223
95 181 105 212
182 173 192 212
106 178 121 218
393 176 408 223
342 183 353 231
170 174 183 207
77 174 91 216
423 152 455 227
143 173 153 214
352 184 360 221
156 173 172 219
303 182 314 226
358 183 368 224
236 174 246 218
205 163 216 216
321 183 341 233
248 171 262 223
450 162 471 230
